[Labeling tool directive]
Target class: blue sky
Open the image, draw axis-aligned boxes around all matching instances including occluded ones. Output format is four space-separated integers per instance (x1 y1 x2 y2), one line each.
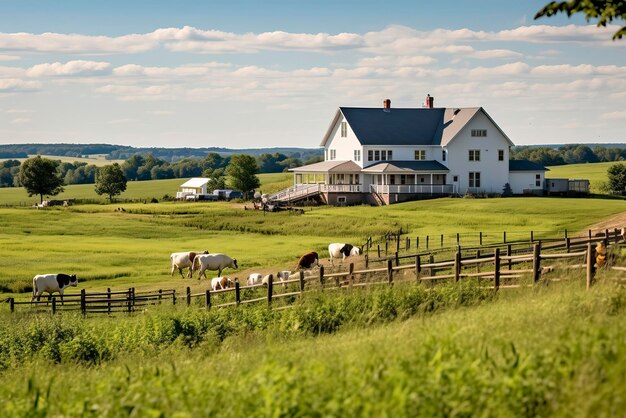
0 0 623 148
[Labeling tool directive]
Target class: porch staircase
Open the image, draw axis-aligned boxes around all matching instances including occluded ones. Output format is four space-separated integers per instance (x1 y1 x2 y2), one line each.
268 184 323 204
369 185 386 206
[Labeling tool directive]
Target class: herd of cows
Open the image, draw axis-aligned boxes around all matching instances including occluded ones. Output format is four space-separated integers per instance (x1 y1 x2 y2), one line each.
170 242 362 291
29 243 362 301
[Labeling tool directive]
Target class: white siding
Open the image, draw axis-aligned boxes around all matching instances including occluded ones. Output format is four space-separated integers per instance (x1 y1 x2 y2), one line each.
509 172 545 194
362 145 444 165
325 117 363 166
445 111 510 194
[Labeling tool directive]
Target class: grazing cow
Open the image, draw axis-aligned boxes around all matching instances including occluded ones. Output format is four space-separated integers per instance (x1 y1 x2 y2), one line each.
170 250 209 278
328 243 362 265
277 270 291 282
247 273 263 286
295 252 320 270
31 274 78 303
194 254 238 279
211 277 233 291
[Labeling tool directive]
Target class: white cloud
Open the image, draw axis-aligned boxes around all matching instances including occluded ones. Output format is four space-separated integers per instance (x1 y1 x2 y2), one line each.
108 118 136 124
11 117 30 124
0 78 41 92
26 60 111 77
601 111 626 120
467 62 529 78
0 54 19 61
6 108 32 113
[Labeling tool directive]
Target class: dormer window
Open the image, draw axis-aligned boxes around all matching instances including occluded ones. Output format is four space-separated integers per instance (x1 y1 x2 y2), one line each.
340 122 347 137
414 150 426 160
471 129 487 137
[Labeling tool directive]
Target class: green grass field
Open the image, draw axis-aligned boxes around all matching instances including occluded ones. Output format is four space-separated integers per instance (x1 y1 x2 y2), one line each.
0 173 292 206
0 154 125 167
546 161 619 193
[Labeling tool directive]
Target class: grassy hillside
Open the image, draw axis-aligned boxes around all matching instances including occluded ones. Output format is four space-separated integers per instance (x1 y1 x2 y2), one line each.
546 161 618 193
0 173 292 206
0 196 623 296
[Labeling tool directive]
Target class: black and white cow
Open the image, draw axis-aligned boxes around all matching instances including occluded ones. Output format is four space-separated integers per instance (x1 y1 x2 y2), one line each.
31 273 78 303
328 243 362 265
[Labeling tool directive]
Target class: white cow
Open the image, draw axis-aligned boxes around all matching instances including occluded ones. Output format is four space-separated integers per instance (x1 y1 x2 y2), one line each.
193 254 238 279
31 273 78 303
261 274 273 286
247 273 263 286
328 243 362 265
211 277 233 291
170 250 208 278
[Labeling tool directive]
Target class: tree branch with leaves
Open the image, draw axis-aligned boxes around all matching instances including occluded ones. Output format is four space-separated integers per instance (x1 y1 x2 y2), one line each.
535 0 626 39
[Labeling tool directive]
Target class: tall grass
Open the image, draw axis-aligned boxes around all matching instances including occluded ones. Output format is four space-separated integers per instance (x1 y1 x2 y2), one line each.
0 280 625 416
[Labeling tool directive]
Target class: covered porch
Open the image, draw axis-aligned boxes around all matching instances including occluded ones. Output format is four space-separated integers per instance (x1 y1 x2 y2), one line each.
363 161 454 196
290 160 363 193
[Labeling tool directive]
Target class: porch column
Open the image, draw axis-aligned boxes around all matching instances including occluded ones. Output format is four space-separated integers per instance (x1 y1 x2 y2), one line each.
293 172 296 186
313 173 316 183
430 173 433 194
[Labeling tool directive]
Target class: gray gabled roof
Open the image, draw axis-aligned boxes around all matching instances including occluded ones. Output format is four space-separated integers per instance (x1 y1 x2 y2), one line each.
320 106 513 148
288 160 362 173
362 160 449 173
509 160 549 172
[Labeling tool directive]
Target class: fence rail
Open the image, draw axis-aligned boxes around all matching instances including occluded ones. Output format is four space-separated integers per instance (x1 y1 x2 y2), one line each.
4 231 625 316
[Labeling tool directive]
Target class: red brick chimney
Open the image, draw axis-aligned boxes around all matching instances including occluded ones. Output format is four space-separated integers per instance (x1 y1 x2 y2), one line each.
425 94 434 108
383 98 391 109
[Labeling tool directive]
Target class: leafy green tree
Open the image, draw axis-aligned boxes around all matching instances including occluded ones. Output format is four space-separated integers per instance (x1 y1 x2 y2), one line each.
121 155 145 181
535 1 626 39
607 162 626 194
226 154 260 199
95 163 127 202
18 156 64 203
202 167 227 192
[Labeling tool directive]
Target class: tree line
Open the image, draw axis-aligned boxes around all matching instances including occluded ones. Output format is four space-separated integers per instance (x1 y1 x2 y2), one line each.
511 145 626 166
0 152 323 188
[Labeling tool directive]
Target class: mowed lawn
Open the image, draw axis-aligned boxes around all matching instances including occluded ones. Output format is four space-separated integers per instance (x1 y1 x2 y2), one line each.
0 172 292 206
0 196 623 297
546 161 619 193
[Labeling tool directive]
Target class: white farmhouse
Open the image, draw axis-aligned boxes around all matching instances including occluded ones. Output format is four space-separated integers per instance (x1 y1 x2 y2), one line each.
272 95 546 205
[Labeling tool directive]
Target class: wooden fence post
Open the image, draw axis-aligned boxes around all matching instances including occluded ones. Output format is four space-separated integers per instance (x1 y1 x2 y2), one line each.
479 231 483 246
503 231 507 243
107 288 111 313
319 266 325 288
604 229 609 247
456 232 460 246
615 228 620 244
396 235 400 253
52 297 57 315
415 256 421 282
186 286 191 306
564 229 568 240
565 237 571 253
365 254 369 268
507 244 512 270
377 245 381 258
81 288 86 316
406 237 410 251
586 243 595 290
349 263 354 286
9 297 14 313
267 274 274 306
429 254 435 277
235 280 241 305
426 235 429 249
416 236 419 249
387 259 393 284
395 251 399 267
131 287 135 311
158 288 162 304
532 243 541 283
385 241 388 255
172 289 176 305
531 230 534 242
494 248 501 291
299 271 305 292
205 289 211 309
128 288 133 313
441 234 444 248
588 229 592 239
454 249 461 282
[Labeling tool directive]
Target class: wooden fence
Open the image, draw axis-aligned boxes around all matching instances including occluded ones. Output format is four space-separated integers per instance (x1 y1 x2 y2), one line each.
4 234 625 316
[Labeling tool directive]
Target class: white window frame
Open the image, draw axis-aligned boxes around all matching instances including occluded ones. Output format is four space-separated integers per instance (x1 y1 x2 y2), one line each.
498 149 504 161
414 149 426 160
367 150 373 161
471 129 487 137
469 172 481 188
330 149 336 160
354 149 361 161
388 150 393 161
469 149 481 161
340 122 347 137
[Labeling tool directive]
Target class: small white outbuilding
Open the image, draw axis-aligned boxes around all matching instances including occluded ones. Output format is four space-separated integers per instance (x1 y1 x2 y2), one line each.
176 177 210 200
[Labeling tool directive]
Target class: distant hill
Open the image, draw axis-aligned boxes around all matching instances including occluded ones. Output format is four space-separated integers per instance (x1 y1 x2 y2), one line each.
0 143 322 162
518 143 626 149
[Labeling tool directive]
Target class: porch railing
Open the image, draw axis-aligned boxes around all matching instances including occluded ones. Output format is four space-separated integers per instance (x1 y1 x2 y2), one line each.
369 184 454 194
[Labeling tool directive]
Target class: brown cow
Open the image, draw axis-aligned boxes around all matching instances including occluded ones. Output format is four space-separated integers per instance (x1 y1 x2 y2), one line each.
295 252 320 270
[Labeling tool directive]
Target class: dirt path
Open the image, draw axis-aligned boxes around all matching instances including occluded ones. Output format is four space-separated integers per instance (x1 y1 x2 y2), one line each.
581 211 626 235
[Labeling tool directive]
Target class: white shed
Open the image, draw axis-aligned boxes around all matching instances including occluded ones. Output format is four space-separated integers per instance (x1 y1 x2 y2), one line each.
176 177 210 199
